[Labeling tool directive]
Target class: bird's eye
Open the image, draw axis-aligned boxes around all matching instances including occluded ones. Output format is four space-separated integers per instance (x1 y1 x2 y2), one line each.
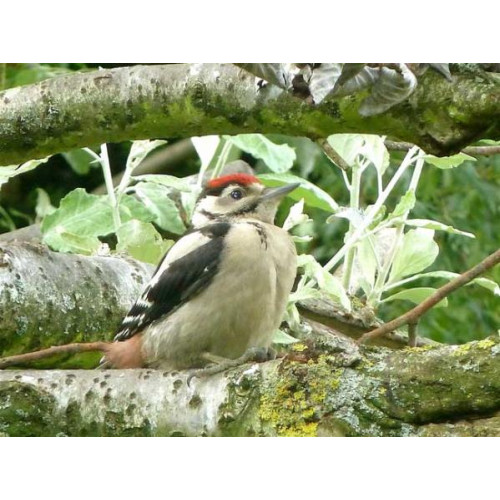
230 189 244 200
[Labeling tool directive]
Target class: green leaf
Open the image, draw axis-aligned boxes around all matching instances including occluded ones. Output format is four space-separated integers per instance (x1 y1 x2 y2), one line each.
119 194 156 224
116 220 173 265
226 134 296 173
405 219 475 238
62 149 96 175
259 173 338 212
272 329 299 345
133 182 186 234
191 136 221 168
297 254 350 310
361 135 390 174
127 140 167 172
132 174 193 192
388 190 416 220
388 228 439 283
326 134 365 167
383 287 448 307
41 189 115 252
357 236 378 294
35 188 55 221
0 157 49 189
283 199 311 231
423 153 476 169
42 230 102 255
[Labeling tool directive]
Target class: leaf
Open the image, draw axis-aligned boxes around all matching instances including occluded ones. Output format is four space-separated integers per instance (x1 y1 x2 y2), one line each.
297 254 350 310
62 149 96 175
191 136 221 168
388 228 439 283
359 64 418 116
326 134 365 167
307 63 343 104
0 157 49 189
226 134 296 173
283 199 310 231
388 190 416 220
133 182 186 234
383 287 448 307
35 188 55 221
272 329 299 345
361 135 390 174
132 174 193 192
237 63 290 89
423 153 476 169
405 219 475 238
42 230 102 256
259 173 338 212
126 140 167 172
116 220 173 265
119 194 156 224
41 189 115 249
357 236 378 293
328 207 365 228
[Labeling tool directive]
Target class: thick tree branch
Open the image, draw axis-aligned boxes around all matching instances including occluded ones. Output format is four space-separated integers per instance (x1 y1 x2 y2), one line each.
0 64 499 165
1 328 499 436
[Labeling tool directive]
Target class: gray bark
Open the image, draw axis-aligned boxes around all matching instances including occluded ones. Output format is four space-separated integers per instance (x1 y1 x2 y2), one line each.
1 325 499 437
1 64 499 165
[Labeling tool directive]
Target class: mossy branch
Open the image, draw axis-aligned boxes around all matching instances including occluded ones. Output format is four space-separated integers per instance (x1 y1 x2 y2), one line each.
0 64 499 165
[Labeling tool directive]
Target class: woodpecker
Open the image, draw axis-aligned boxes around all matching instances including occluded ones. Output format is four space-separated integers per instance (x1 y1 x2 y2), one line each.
101 173 299 372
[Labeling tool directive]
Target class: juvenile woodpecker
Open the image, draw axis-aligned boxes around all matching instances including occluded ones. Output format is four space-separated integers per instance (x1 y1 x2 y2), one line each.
101 173 299 371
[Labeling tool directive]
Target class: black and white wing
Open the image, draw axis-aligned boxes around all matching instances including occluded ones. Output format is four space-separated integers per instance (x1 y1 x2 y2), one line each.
114 223 230 342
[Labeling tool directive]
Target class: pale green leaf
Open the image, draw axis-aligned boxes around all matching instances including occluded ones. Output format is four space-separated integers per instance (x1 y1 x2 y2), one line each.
41 189 115 244
35 188 55 221
383 287 448 307
326 134 365 167
62 149 96 175
133 174 193 192
388 190 416 220
388 228 439 283
259 173 338 212
119 194 156 224
272 329 299 345
423 153 476 169
191 136 221 168
357 236 378 293
405 219 475 238
42 230 102 255
116 220 173 265
0 157 49 189
127 140 167 172
227 134 296 173
361 135 390 174
283 199 310 231
133 182 186 234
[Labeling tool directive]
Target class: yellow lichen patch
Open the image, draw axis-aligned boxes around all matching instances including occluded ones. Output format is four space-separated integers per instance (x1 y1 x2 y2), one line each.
291 343 308 352
476 338 496 350
258 356 344 437
404 344 436 353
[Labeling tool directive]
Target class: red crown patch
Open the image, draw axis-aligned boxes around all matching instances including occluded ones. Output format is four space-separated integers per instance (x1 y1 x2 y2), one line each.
207 174 261 189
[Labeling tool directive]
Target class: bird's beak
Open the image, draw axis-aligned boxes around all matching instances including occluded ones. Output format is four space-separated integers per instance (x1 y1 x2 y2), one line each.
260 183 301 202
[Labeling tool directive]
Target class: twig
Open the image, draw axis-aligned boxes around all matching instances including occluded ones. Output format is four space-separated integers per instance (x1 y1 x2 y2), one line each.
0 342 109 369
385 140 500 156
358 247 500 344
318 139 351 171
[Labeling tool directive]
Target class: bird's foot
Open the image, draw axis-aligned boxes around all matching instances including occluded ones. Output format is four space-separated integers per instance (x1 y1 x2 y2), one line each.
187 347 276 386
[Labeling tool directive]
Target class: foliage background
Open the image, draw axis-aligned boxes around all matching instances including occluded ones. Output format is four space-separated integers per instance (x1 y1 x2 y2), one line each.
1 63 498 345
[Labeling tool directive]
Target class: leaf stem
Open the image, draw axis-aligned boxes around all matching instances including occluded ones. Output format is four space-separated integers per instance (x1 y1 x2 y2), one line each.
324 146 420 273
99 144 121 231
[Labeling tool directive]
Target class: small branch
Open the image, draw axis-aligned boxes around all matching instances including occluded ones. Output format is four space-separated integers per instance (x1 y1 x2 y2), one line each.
0 342 109 369
385 140 500 156
318 139 351 171
358 248 500 344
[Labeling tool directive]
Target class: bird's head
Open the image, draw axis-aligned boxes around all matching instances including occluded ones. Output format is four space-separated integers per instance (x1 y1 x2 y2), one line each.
192 174 299 228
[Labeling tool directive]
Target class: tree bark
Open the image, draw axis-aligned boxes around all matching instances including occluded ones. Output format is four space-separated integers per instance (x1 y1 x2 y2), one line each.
1 64 499 165
1 325 499 437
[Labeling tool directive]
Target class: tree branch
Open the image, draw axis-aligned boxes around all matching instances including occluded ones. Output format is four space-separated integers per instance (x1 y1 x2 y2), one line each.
1 64 499 165
358 248 500 344
385 140 500 156
1 327 500 436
